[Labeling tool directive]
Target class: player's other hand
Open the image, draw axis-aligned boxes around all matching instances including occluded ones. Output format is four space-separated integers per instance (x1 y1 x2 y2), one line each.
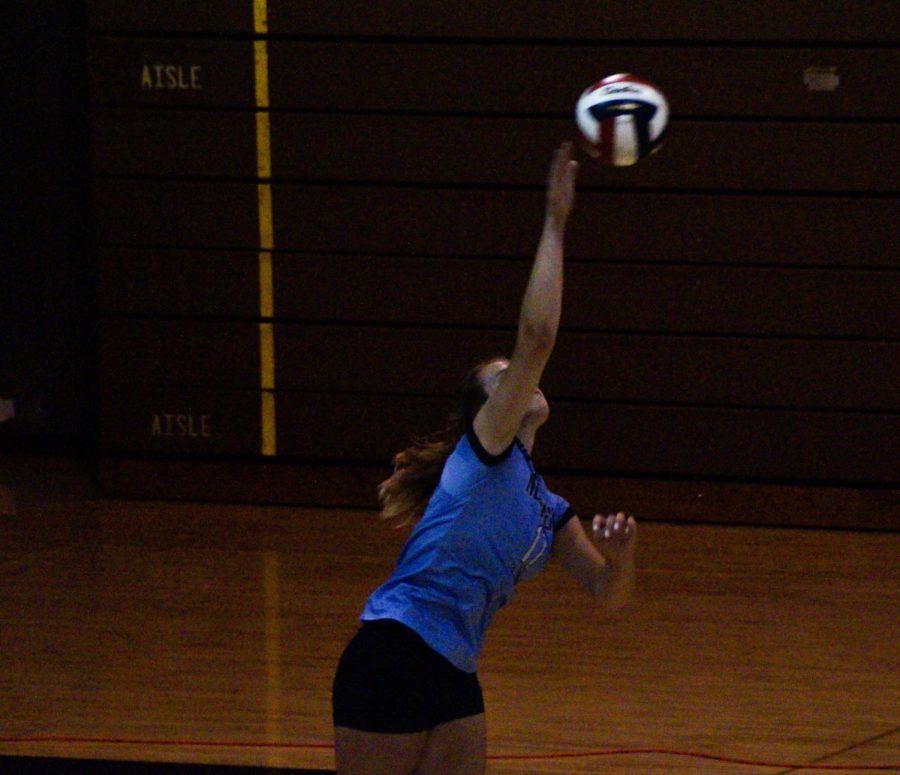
591 512 637 564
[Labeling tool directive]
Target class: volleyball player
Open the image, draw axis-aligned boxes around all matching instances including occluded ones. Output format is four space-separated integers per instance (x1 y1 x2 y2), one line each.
332 142 637 775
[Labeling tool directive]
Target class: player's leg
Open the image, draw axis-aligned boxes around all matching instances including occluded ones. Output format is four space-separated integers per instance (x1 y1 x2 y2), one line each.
334 726 425 775
415 713 487 775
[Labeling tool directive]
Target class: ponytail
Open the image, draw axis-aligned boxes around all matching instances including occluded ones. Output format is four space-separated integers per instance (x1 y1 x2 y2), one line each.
377 357 501 525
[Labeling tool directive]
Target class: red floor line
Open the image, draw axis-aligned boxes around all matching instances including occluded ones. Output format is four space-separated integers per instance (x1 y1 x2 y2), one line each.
0 736 897 771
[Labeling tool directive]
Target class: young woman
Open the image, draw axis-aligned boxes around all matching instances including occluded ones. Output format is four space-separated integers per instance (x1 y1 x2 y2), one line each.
332 142 637 775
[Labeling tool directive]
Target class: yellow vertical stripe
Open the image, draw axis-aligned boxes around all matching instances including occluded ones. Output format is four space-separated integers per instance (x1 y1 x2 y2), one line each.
258 250 274 318
256 112 271 178
259 323 276 391
257 180 274 250
260 388 277 458
254 1 276 456
253 41 270 109
256 20 280 759
253 0 269 35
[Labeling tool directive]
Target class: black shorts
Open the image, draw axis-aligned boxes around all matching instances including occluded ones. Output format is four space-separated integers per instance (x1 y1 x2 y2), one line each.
332 618 484 733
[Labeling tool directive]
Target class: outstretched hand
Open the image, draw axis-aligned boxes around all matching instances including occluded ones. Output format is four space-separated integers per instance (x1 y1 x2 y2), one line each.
591 512 637 564
546 141 579 230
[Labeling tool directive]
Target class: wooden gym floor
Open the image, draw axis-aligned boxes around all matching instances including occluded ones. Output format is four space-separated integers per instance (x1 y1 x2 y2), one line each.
0 455 897 773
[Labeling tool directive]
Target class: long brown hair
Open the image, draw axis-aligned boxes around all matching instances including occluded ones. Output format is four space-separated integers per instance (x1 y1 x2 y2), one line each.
377 357 503 525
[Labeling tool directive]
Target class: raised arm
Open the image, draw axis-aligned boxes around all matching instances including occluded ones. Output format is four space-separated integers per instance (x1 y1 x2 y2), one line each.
473 142 579 454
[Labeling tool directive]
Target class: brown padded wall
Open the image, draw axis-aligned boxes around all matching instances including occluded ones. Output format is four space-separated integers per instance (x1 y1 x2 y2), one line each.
98 387 900 484
93 108 900 192
88 1 900 519
93 181 900 268
88 0 900 42
99 249 898 338
99 321 899 411
90 38 900 119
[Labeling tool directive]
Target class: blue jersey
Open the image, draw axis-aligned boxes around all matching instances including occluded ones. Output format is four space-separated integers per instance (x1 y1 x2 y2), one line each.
361 425 575 672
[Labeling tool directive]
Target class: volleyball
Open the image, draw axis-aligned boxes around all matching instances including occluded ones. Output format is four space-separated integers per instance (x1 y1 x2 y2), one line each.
575 74 669 166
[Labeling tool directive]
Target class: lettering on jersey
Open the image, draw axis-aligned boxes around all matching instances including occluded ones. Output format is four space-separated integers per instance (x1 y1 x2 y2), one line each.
526 472 555 529
525 471 539 498
516 471 556 583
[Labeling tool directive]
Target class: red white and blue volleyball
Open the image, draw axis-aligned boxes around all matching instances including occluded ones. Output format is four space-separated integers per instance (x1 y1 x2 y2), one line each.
575 74 669 166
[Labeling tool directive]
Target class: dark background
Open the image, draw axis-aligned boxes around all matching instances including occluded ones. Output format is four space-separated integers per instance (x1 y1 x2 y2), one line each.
5 3 898 529
3 1 95 452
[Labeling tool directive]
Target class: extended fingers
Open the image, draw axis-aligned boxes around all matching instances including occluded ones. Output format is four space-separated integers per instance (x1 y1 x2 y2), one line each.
592 512 635 540
609 512 627 539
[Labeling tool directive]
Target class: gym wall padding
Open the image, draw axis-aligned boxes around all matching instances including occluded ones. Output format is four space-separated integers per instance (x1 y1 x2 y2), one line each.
87 1 900 527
